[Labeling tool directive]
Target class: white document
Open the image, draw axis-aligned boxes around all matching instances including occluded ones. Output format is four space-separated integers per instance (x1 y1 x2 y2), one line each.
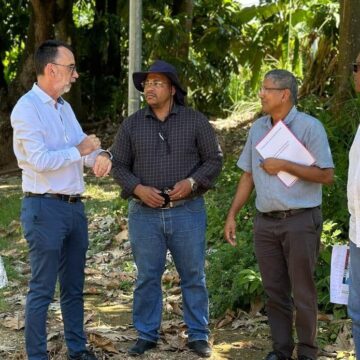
0 256 8 289
330 244 350 305
255 121 315 187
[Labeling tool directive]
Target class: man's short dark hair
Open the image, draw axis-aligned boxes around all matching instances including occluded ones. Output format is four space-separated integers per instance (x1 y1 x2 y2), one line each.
264 69 298 105
34 40 73 76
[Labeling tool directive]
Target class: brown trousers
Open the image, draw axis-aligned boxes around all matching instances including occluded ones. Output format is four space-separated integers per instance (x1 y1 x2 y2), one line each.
254 207 322 359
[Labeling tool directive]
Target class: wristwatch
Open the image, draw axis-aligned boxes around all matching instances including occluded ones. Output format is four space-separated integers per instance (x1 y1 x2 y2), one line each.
187 177 198 192
100 149 113 160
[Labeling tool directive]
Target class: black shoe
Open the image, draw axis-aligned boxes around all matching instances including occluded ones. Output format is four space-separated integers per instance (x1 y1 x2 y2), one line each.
67 350 98 360
188 340 212 358
298 356 314 360
128 338 157 356
264 351 292 360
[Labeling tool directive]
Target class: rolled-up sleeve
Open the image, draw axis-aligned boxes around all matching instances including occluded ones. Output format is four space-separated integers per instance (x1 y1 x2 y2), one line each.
237 127 253 173
305 120 334 169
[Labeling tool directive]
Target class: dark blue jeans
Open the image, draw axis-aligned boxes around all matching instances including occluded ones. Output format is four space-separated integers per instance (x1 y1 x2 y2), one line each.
128 197 209 342
21 197 88 360
349 240 360 358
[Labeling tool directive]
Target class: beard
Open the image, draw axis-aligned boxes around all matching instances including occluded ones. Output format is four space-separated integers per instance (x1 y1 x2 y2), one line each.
62 83 72 94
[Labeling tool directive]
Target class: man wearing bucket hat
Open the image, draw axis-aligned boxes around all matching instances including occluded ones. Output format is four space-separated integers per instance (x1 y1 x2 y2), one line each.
111 60 223 357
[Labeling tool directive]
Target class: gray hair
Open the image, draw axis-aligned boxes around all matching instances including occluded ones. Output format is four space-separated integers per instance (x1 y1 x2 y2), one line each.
264 69 298 104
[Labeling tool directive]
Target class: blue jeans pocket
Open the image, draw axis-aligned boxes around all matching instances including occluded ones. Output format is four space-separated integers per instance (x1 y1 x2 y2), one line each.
128 199 142 215
184 197 205 213
21 198 42 240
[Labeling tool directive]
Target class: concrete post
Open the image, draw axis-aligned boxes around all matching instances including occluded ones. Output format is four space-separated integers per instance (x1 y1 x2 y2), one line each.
128 0 142 116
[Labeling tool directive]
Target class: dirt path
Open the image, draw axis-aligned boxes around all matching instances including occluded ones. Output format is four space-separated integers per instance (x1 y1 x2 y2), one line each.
0 289 273 360
0 173 275 360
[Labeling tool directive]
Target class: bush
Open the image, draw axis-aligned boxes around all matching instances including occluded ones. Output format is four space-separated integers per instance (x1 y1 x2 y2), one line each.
206 157 263 317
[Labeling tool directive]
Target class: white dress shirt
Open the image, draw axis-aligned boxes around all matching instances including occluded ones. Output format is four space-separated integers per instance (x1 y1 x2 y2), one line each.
348 125 360 247
11 83 99 195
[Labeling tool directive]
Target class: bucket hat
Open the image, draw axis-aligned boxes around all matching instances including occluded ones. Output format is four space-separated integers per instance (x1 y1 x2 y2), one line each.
133 60 187 105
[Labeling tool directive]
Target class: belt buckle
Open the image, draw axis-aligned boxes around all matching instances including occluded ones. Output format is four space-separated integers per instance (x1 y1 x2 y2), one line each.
160 202 172 209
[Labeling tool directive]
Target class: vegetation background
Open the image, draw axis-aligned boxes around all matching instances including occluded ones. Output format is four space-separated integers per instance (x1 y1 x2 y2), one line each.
1 0 360 358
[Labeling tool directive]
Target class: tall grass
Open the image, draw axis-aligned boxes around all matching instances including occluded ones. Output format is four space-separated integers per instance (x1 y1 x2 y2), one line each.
0 178 22 252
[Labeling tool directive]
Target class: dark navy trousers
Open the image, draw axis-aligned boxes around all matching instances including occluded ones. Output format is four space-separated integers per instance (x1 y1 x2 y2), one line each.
21 197 88 360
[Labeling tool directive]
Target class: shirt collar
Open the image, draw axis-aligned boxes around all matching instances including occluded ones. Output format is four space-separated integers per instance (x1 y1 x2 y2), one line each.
264 105 298 128
145 103 179 120
32 83 65 107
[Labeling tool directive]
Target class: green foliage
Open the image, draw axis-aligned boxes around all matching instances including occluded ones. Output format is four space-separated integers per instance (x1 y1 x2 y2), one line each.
73 0 95 28
206 156 241 245
206 157 263 317
316 220 345 312
298 94 359 229
3 38 25 83
140 0 245 116
119 280 133 293
0 0 341 118
75 1 128 119
0 0 29 85
0 192 21 229
207 240 262 318
0 289 11 312
0 183 26 291
0 190 22 253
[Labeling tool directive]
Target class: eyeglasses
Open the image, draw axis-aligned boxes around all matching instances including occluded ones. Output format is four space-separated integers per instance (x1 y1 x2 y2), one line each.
51 63 77 74
259 86 287 93
352 63 360 73
141 80 169 89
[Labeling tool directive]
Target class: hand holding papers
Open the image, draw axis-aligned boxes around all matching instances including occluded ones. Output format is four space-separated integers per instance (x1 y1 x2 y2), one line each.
255 120 315 186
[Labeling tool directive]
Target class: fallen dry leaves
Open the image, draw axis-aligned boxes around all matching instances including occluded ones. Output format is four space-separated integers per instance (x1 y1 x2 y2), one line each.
1 312 25 330
0 209 357 359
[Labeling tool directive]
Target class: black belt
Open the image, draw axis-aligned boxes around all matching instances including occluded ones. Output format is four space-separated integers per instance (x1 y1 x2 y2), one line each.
24 192 83 203
259 206 319 219
132 197 195 209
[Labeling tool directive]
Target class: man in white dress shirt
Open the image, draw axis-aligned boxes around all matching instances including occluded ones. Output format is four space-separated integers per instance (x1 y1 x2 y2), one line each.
348 52 360 359
11 40 111 360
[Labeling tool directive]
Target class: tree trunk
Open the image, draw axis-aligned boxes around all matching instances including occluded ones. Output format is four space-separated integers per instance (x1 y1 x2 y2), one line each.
0 0 56 167
107 0 121 79
172 0 193 60
0 60 7 92
55 0 84 120
334 0 360 113
8 0 56 105
171 0 193 94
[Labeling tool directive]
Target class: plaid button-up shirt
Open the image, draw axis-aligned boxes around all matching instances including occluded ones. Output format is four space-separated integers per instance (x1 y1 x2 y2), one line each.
111 104 223 199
